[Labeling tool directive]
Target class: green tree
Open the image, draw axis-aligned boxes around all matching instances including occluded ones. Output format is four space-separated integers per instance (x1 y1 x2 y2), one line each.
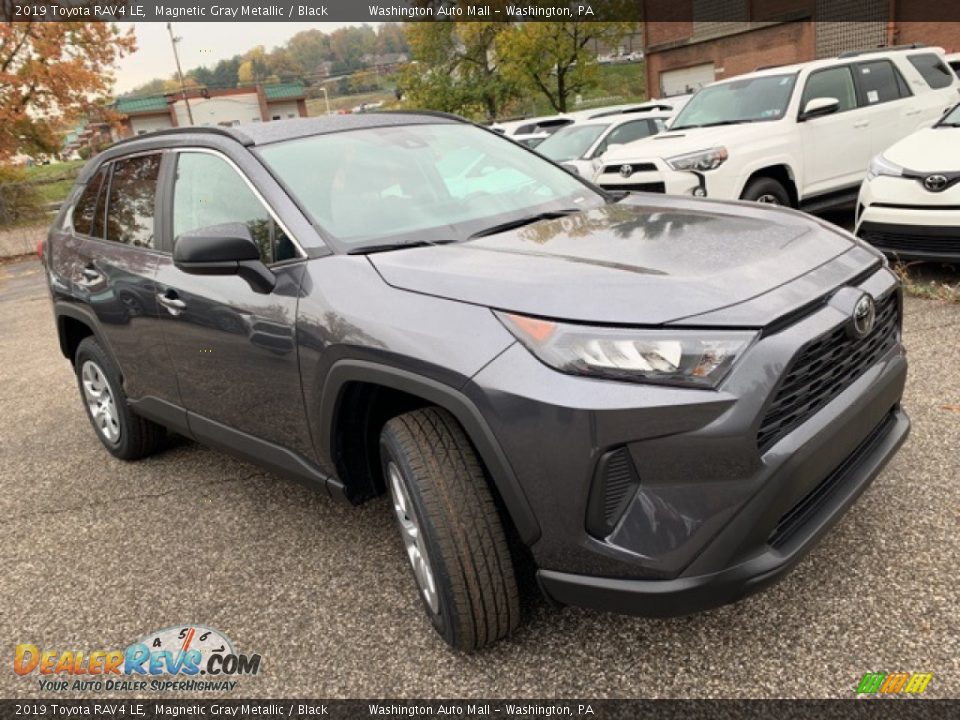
400 19 517 121
501 19 635 112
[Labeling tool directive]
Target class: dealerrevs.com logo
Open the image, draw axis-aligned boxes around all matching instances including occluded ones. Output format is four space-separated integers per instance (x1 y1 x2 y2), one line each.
856 671 933 697
14 625 262 693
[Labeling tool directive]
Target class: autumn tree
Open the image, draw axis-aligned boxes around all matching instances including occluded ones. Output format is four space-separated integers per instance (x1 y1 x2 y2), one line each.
501 19 634 112
400 19 518 121
0 22 135 160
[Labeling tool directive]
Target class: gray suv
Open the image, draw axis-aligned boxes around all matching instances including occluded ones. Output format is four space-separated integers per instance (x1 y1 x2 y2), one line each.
43 113 909 651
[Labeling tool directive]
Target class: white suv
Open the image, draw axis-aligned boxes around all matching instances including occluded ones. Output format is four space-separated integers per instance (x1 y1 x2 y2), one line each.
594 46 960 210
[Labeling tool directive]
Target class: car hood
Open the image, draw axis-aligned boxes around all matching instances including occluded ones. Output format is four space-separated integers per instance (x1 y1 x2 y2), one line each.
882 126 960 172
369 196 875 326
604 123 768 161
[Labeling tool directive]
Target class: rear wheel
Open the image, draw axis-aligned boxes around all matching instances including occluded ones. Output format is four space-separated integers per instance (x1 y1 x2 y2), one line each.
741 177 791 206
74 337 166 461
380 407 520 651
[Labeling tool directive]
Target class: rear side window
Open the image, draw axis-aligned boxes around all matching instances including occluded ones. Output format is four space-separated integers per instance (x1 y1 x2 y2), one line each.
104 154 162 248
802 66 857 112
856 60 911 104
71 167 107 237
907 53 955 89
172 152 297 264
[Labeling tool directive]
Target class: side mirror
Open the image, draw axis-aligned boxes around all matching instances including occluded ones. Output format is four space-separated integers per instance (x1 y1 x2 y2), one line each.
173 222 276 293
800 97 840 121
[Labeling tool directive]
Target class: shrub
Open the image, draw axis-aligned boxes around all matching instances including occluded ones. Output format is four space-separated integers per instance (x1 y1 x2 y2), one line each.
0 166 44 228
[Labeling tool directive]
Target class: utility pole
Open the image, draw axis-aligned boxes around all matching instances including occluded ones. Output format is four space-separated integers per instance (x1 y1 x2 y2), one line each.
166 22 194 125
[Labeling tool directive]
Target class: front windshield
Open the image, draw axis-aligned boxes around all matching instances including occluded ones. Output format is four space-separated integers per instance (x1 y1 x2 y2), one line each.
671 73 797 129
536 124 609 162
940 104 960 125
258 123 602 251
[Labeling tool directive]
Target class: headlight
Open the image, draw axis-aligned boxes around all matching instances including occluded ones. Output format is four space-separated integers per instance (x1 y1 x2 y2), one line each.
496 312 756 389
866 154 903 180
666 147 728 172
590 156 604 178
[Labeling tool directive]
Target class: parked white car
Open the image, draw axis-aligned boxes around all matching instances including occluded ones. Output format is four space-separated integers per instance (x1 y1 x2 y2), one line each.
534 110 672 176
855 102 960 261
594 46 960 208
489 115 575 148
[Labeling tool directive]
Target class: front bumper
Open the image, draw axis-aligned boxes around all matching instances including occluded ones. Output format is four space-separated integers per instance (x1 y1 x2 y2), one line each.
593 156 739 199
857 176 960 261
538 408 908 616
466 266 908 615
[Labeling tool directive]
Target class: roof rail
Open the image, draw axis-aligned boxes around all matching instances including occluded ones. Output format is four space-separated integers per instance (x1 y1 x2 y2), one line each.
109 125 254 149
838 43 926 59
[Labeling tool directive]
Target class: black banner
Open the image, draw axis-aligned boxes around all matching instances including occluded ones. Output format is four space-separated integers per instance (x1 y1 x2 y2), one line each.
2 0 960 23
1 700 959 719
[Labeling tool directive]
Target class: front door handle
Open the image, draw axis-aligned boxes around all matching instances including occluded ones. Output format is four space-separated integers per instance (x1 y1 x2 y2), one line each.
853 120 869 128
157 291 186 316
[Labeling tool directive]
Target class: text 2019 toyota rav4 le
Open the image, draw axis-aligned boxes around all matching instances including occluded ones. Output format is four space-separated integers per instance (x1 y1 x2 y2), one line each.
42 114 909 651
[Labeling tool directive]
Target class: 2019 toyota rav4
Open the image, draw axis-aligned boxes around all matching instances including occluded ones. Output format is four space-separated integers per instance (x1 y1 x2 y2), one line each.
43 113 909 651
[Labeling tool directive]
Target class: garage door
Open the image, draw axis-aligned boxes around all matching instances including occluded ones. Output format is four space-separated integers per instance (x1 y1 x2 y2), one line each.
660 63 715 96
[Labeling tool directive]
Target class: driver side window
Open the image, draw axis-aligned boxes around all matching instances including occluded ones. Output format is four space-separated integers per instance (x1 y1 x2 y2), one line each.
172 152 297 264
802 67 857 113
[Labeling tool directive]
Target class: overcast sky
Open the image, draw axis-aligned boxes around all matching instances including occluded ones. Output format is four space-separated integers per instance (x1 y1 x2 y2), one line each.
113 22 374 94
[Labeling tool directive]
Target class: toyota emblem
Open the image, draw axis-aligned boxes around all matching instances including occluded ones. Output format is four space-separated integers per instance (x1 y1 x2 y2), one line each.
619 164 633 178
850 294 876 339
924 174 948 192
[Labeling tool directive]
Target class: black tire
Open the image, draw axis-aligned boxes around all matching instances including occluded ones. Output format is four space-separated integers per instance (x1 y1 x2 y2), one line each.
74 337 166 461
741 177 791 206
380 407 520 651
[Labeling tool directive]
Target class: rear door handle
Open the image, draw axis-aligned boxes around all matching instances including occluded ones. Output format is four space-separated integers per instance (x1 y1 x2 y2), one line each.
853 121 869 128
81 266 101 283
157 290 186 316
905 109 922 116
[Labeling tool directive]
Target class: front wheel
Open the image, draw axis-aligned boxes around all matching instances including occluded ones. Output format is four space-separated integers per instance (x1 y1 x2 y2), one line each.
380 407 520 651
741 177 791 206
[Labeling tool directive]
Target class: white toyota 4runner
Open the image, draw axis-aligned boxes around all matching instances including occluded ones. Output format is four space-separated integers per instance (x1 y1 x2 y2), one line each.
594 46 960 210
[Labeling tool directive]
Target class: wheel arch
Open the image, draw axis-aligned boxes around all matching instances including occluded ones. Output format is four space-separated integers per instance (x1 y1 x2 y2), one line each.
319 360 541 546
55 303 118 370
739 163 800 207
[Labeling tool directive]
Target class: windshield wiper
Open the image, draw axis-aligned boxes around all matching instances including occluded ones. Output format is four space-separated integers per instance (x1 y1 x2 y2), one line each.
347 239 456 255
468 210 579 240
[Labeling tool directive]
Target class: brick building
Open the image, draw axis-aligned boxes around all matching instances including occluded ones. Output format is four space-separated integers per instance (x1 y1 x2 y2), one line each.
643 0 959 96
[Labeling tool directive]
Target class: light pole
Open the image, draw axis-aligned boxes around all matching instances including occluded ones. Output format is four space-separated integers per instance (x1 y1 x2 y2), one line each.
319 86 331 115
166 22 195 125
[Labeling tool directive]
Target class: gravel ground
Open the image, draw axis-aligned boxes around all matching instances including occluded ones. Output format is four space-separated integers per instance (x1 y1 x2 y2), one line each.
1 254 958 700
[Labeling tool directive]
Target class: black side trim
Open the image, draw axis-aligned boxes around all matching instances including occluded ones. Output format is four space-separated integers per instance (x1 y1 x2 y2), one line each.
320 360 541 545
127 396 190 437
871 202 960 211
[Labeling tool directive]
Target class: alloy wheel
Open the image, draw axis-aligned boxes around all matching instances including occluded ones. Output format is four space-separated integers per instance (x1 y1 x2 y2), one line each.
387 461 439 614
81 360 121 444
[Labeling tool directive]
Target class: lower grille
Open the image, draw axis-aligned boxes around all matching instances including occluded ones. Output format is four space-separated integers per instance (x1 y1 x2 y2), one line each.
769 411 896 549
598 182 666 193
757 291 899 453
860 229 960 256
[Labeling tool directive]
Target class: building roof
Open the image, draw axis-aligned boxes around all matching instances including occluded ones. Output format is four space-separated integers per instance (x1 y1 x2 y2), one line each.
115 95 170 115
112 112 463 150
263 82 306 101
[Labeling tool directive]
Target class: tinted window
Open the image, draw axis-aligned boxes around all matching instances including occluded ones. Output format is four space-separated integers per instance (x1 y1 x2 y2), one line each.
71 167 107 237
802 66 857 112
104 154 161 248
908 53 954 89
605 120 657 147
856 60 910 104
172 152 297 265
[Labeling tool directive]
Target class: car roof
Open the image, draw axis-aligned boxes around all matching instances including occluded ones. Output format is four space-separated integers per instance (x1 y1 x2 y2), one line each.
727 45 948 83
111 111 462 151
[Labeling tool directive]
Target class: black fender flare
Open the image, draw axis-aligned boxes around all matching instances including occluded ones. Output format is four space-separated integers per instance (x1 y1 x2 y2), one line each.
54 301 123 374
319 360 541 546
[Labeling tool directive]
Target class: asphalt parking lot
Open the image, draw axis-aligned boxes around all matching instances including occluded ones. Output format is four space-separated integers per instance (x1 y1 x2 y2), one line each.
1 247 959 699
